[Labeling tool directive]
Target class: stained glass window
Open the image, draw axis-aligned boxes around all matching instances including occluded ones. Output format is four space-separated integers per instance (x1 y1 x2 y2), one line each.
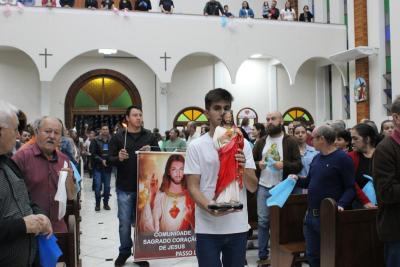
283 107 314 125
174 107 208 127
74 77 133 108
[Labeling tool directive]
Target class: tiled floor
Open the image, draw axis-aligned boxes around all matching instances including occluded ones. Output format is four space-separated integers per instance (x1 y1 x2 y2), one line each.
80 174 260 267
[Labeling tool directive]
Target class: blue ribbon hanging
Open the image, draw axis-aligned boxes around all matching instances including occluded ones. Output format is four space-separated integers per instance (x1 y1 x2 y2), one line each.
362 174 377 205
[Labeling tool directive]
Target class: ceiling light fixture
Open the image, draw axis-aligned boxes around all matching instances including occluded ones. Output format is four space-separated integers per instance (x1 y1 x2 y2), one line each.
98 49 118 55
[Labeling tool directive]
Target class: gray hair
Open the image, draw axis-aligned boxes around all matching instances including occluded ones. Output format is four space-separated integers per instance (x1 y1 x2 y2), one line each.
315 125 336 144
330 120 346 132
34 116 62 134
0 101 18 128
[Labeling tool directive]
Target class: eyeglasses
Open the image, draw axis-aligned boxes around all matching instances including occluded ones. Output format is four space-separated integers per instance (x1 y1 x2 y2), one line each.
0 124 18 133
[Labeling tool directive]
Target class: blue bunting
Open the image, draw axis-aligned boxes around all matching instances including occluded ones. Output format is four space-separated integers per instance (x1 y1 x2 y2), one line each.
38 234 63 267
220 16 228 28
266 177 296 207
70 161 81 192
362 174 377 205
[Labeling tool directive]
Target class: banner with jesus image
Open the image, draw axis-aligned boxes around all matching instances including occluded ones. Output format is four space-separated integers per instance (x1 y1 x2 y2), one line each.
134 152 196 261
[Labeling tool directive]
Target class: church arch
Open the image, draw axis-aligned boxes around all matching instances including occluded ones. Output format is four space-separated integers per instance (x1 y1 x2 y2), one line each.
234 54 293 85
64 69 141 131
236 107 258 126
294 57 347 86
171 52 233 83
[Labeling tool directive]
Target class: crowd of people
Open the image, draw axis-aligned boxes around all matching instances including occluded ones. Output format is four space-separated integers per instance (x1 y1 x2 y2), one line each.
10 0 314 22
1 90 399 267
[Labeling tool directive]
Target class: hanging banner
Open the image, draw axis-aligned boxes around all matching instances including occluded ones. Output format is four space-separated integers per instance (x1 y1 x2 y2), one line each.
134 152 196 261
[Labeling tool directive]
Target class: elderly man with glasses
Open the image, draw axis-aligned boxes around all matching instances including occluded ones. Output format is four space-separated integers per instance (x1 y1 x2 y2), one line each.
0 101 53 266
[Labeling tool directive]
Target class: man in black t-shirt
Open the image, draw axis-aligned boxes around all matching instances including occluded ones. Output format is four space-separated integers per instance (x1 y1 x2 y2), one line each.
203 0 224 16
160 0 174 13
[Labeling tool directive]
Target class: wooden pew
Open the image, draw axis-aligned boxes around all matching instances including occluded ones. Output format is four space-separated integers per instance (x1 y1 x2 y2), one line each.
320 198 384 267
270 194 308 267
56 215 79 267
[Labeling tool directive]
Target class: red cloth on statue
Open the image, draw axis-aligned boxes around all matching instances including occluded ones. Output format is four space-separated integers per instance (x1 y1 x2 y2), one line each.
215 133 244 199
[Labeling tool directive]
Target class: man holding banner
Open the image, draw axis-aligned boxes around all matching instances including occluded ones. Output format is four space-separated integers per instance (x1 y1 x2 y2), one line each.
109 105 160 267
184 88 258 267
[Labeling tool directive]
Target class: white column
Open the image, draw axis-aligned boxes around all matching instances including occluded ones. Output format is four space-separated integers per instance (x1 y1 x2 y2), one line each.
329 0 345 24
315 66 330 125
391 0 400 99
267 63 278 113
331 67 345 120
314 0 328 23
346 0 358 126
367 0 388 124
155 79 168 133
40 81 51 116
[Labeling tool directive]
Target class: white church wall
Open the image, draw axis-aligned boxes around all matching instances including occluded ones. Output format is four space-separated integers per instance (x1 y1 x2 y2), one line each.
0 50 41 122
168 55 215 128
50 56 157 128
276 61 317 122
215 59 272 123
367 0 389 125
0 8 347 85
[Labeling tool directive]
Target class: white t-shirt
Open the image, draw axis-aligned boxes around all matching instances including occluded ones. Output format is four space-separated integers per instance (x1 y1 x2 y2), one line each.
187 132 200 146
184 133 256 234
259 135 284 188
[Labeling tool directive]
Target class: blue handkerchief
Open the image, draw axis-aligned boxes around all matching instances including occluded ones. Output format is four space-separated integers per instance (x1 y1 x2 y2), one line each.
70 161 81 192
362 174 377 205
266 157 279 173
266 177 296 207
38 234 63 267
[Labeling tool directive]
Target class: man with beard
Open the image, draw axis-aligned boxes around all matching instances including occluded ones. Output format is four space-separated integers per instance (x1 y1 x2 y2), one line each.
252 111 302 264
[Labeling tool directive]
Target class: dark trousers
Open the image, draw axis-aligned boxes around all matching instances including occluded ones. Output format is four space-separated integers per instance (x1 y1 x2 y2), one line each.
93 168 111 205
304 212 320 267
196 232 247 267
385 240 400 267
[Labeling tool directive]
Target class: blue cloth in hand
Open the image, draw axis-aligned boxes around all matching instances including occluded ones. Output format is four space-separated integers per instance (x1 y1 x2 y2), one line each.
362 174 377 205
38 234 63 267
70 161 81 192
266 157 279 173
266 177 296 207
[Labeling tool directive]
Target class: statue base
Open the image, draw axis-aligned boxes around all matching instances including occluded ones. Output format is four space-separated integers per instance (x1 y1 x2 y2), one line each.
208 201 243 211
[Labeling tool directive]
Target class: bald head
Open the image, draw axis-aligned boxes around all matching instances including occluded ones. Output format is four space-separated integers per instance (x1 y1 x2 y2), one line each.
266 111 283 136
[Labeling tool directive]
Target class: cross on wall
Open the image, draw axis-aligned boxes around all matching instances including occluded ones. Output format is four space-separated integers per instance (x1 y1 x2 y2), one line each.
160 52 171 71
39 48 53 68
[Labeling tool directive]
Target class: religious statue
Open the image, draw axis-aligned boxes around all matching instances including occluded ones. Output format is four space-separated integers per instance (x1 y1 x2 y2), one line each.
138 154 195 233
209 110 244 211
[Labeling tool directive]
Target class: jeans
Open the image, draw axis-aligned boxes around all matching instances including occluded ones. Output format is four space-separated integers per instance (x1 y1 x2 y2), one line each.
117 189 137 255
196 232 247 267
385 241 400 267
303 211 320 267
257 185 272 259
93 168 111 205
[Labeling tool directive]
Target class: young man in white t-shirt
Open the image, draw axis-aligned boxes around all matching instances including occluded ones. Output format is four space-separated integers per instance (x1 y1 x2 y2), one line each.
184 88 258 267
252 111 302 263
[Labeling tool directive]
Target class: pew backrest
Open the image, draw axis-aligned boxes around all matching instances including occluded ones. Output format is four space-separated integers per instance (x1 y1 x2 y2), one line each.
320 198 384 267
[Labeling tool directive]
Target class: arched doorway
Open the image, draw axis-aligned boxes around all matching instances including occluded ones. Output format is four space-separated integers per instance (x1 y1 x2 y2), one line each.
65 69 141 133
173 106 208 130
